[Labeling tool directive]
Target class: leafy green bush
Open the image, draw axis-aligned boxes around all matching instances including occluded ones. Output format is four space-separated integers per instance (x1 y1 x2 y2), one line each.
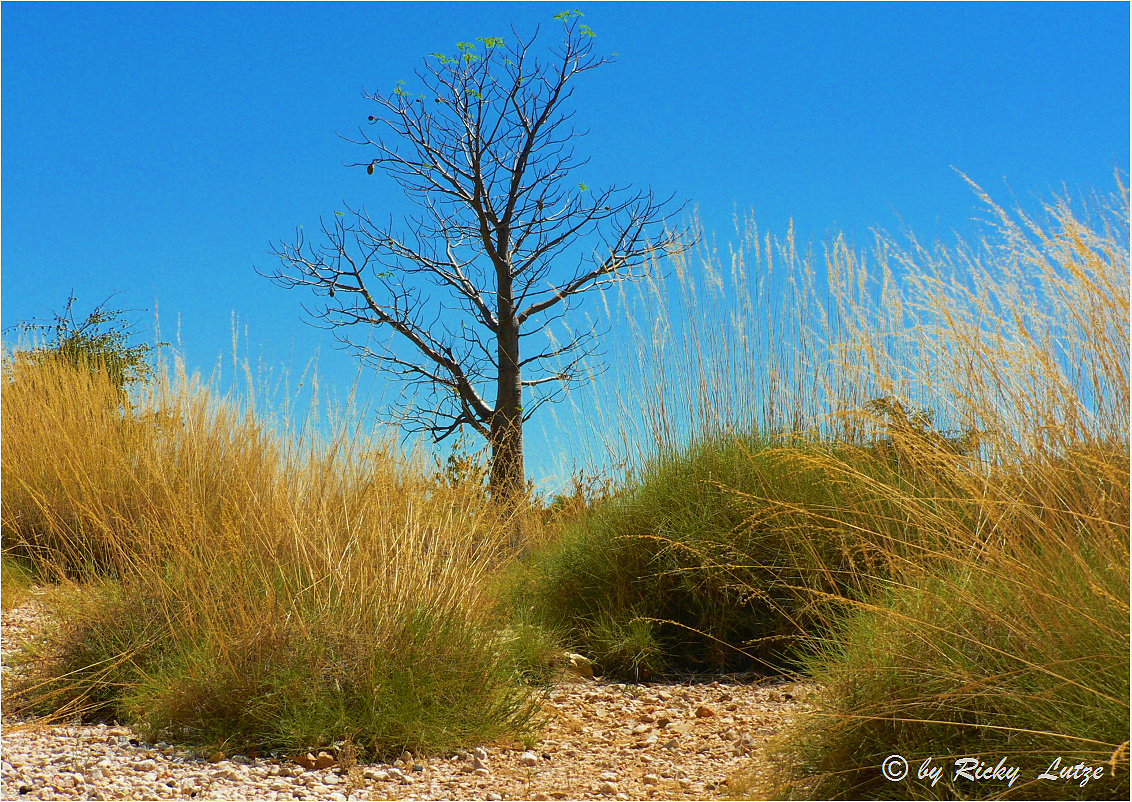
6 293 159 403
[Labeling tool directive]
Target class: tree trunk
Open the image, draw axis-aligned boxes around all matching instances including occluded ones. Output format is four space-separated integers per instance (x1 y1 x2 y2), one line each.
490 320 524 503
491 272 526 549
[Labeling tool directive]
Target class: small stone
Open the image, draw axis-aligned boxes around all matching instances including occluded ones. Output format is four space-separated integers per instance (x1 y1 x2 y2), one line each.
597 780 617 795
49 774 75 789
695 705 716 718
566 652 595 679
642 774 659 785
519 751 539 768
472 747 488 763
598 771 618 782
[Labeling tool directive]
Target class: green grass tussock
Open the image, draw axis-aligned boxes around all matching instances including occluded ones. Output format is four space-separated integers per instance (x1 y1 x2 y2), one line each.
515 434 840 679
763 447 1129 800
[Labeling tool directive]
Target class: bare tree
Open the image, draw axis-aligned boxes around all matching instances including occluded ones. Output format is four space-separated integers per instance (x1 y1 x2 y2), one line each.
264 12 686 506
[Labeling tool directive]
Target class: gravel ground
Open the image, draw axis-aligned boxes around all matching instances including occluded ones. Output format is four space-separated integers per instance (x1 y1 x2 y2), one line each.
2 591 811 800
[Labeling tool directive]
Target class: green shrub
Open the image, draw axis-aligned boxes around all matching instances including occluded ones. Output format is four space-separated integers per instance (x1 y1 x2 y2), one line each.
6 293 159 404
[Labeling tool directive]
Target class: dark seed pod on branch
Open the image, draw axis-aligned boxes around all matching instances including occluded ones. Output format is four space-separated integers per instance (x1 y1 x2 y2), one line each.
367 164 374 175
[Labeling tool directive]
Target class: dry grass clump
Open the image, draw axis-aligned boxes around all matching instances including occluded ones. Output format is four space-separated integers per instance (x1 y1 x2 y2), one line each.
2 353 540 759
735 180 1130 800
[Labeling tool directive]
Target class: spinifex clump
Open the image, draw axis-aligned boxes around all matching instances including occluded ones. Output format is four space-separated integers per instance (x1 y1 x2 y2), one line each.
3 351 542 759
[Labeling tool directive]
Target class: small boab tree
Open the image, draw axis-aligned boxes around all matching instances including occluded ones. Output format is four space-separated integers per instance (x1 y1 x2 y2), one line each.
265 12 686 513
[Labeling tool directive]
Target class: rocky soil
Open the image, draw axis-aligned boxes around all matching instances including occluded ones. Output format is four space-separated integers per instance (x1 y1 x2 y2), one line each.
2 591 811 801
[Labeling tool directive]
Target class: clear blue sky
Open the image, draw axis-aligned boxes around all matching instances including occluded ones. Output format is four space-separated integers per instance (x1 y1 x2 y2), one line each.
3 2 1128 490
